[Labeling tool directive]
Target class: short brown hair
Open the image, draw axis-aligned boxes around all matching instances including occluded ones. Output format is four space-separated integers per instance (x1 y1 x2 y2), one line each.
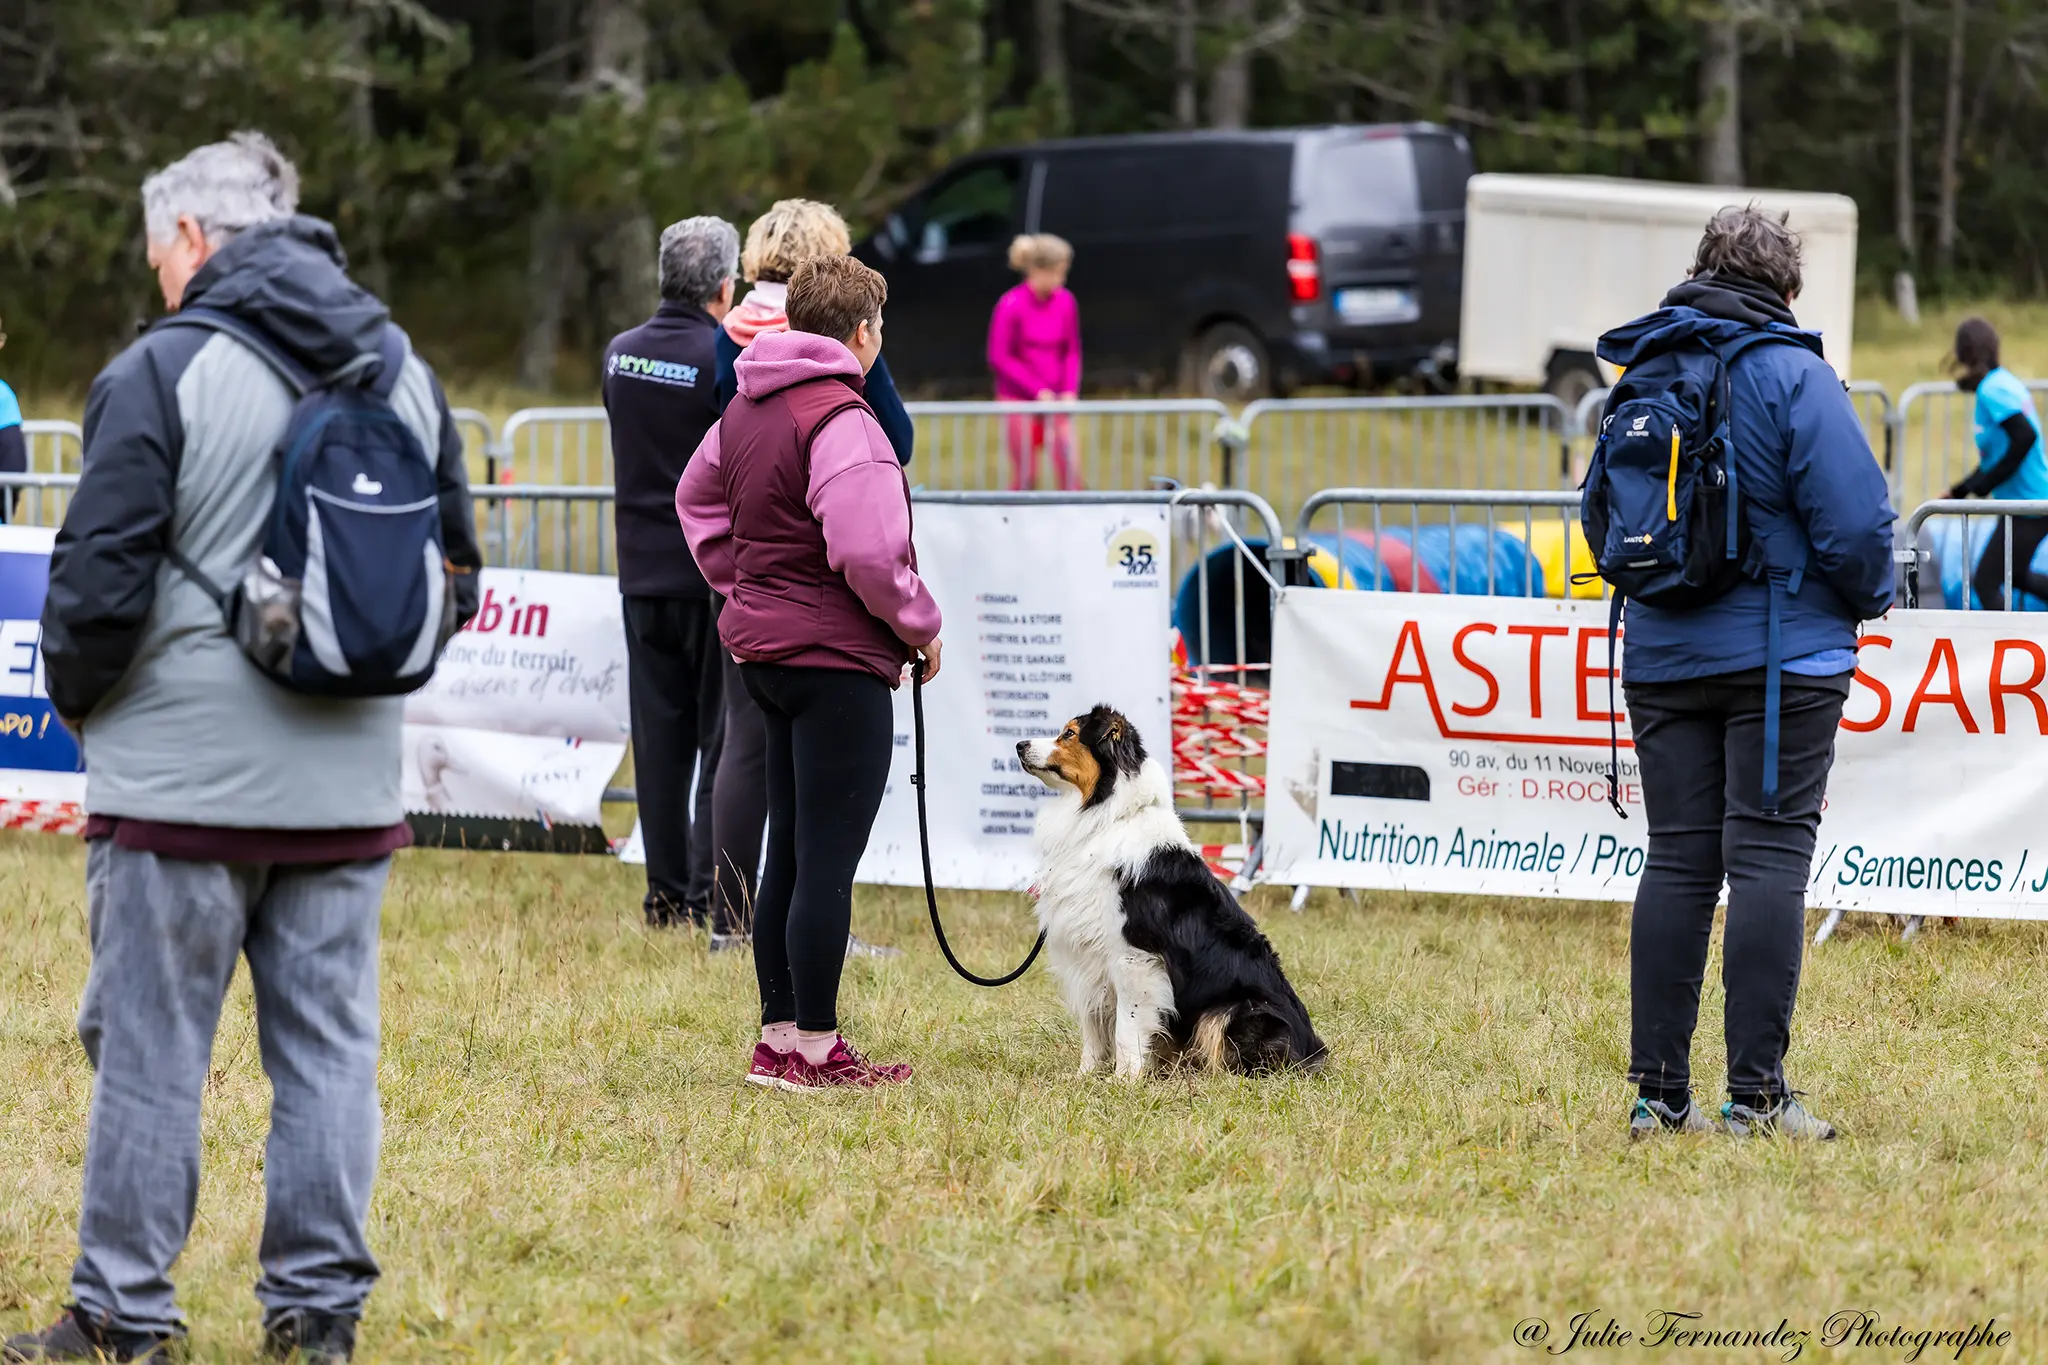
1690 204 1803 299
787 256 887 342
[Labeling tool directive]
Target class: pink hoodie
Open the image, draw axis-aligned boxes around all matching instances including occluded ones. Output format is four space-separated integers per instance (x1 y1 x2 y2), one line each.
677 331 940 680
987 282 1082 400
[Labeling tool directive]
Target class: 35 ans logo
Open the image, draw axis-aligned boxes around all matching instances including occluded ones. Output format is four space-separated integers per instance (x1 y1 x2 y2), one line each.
1107 526 1161 579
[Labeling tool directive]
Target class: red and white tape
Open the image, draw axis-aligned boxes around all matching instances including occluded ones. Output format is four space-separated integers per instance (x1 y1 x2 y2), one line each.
0 800 85 835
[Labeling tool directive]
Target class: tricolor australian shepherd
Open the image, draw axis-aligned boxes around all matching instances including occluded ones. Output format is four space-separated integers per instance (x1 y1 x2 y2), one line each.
1018 706 1327 1079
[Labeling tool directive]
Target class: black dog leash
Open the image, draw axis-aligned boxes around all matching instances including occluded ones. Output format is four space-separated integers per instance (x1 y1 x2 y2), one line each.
911 661 1045 987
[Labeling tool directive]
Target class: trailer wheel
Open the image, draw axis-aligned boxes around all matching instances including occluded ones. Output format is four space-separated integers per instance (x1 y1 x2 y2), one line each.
1545 350 1604 410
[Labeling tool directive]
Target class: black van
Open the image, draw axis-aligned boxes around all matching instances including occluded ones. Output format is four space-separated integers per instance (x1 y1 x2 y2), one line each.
855 124 1472 401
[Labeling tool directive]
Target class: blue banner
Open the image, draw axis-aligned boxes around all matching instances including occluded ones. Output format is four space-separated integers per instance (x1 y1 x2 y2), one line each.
0 528 83 778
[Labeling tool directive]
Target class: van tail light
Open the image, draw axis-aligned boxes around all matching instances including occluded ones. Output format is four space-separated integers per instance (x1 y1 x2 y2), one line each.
1286 233 1321 302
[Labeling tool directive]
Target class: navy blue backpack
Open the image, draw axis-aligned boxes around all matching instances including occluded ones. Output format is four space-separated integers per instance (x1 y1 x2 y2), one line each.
161 308 456 697
1581 334 1807 816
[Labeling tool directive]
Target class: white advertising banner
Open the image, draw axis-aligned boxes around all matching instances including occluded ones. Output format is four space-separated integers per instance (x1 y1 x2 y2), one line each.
1264 589 2048 919
402 568 629 828
856 502 1174 891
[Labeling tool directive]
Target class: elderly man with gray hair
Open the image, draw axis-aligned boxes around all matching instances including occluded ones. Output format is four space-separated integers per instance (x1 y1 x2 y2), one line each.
601 216 744 938
8 133 480 1363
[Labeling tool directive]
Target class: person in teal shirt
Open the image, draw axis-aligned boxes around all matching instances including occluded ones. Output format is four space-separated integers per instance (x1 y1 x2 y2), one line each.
1948 317 2048 608
0 317 23 523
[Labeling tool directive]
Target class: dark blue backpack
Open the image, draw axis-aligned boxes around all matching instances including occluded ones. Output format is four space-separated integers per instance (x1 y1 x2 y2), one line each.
161 309 455 697
1580 333 1808 816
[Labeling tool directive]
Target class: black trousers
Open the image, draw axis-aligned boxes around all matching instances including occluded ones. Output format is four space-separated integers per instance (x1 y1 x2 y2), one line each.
711 645 769 933
741 662 893 1033
1971 514 2048 610
622 595 723 925
1624 669 1849 1106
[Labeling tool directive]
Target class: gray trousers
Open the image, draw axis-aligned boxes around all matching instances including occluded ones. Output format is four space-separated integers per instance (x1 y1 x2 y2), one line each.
71 842 388 1336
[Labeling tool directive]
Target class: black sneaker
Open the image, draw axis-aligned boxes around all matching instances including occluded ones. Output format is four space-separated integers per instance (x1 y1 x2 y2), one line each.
262 1310 356 1363
643 894 697 930
3 1306 178 1362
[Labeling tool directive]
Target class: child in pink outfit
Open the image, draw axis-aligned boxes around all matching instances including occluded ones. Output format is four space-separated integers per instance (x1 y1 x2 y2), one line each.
987 234 1083 490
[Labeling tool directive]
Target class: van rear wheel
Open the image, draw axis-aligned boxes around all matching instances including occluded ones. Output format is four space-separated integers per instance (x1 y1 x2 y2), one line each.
1185 323 1271 403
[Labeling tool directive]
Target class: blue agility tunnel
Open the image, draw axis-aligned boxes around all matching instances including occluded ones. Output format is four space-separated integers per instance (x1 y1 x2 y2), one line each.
1172 526 1545 672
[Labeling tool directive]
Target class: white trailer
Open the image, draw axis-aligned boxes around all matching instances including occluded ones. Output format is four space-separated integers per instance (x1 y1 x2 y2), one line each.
1458 174 1859 407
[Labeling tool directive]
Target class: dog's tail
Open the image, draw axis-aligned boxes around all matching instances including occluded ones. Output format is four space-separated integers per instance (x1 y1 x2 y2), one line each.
1191 1003 1329 1075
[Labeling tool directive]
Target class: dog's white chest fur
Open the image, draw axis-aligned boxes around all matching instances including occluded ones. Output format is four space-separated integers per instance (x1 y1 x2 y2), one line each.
1030 759 1188 1078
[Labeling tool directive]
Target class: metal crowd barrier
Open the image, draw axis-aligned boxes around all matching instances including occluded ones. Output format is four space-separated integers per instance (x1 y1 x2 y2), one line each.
905 399 1233 492
471 483 615 576
0 470 80 529
21 420 84 476
1899 497 2048 610
1238 395 1575 523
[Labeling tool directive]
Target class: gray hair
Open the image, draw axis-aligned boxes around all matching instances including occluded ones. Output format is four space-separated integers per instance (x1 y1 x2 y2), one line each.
658 216 740 305
141 131 299 246
1690 204 1803 299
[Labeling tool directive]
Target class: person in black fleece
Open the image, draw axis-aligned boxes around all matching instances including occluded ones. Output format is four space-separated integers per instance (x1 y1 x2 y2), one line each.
602 217 739 933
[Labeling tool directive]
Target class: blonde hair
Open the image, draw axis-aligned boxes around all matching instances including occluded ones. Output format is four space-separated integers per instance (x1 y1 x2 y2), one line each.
1008 233 1073 273
741 199 853 283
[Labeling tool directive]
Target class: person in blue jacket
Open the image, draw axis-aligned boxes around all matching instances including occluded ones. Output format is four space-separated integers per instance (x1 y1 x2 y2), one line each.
1946 317 2048 609
1597 207 1895 1142
0 319 25 523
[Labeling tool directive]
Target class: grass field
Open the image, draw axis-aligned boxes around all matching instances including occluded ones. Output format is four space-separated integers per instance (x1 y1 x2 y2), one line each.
5 831 2047 1362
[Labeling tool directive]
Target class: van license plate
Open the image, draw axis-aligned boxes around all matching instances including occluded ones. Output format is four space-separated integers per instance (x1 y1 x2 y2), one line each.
1335 288 1417 325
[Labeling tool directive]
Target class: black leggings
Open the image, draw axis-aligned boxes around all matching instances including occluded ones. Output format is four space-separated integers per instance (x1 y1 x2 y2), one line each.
1971 515 2048 610
741 662 893 1033
711 647 768 930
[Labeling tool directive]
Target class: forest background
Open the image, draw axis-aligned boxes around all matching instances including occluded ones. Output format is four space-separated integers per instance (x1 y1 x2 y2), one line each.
0 0 2041 395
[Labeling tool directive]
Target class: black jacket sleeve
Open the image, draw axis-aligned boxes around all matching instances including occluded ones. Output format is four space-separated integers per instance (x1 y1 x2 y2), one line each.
712 329 739 415
425 367 483 627
1951 413 2039 498
863 353 916 467
40 340 185 722
0 423 24 523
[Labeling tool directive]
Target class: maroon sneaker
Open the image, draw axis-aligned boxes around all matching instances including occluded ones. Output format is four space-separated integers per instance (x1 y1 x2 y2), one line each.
744 1042 794 1089
776 1037 912 1091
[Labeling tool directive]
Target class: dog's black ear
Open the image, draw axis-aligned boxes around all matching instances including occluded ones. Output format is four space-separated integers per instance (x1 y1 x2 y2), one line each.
1084 704 1147 773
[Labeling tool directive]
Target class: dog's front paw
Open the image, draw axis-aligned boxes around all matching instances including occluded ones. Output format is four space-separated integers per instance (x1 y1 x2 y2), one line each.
1112 1057 1152 1082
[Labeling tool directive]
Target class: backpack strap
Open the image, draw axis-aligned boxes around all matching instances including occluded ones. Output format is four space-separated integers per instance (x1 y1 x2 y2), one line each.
154 307 315 395
147 311 405 613
1605 590 1628 821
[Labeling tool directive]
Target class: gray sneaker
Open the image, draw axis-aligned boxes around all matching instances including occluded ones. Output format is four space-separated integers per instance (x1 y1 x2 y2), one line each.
1629 1096 1714 1140
845 933 902 959
709 932 751 953
1719 1094 1837 1140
